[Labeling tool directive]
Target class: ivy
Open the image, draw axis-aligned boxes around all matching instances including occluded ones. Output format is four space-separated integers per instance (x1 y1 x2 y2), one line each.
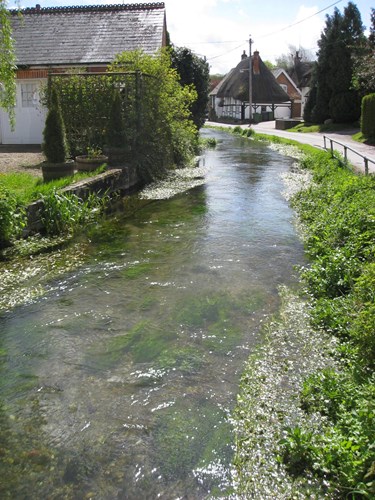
0 0 17 128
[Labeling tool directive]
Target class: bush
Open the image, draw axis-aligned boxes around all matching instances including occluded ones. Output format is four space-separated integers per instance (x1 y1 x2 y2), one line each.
361 93 375 140
42 87 69 163
329 91 361 123
106 89 126 148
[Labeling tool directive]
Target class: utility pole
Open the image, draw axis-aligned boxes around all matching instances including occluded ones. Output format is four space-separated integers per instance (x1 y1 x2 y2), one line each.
249 35 253 124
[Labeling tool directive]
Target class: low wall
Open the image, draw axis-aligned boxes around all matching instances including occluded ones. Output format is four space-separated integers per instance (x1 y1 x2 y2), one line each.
275 119 302 130
25 166 139 235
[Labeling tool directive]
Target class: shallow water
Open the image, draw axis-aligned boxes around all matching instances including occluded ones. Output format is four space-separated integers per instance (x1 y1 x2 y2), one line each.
0 129 306 498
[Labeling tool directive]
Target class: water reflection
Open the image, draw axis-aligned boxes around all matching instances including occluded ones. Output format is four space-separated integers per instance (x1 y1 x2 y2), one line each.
0 128 305 498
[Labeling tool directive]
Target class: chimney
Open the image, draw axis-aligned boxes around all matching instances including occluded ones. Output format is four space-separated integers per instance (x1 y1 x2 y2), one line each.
253 50 260 75
241 50 247 60
294 51 302 67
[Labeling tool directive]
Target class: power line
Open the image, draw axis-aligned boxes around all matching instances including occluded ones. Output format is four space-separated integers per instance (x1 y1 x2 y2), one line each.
208 42 247 61
256 0 343 39
183 0 344 63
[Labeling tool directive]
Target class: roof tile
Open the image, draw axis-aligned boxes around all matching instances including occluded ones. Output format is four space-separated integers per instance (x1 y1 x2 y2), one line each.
10 3 166 66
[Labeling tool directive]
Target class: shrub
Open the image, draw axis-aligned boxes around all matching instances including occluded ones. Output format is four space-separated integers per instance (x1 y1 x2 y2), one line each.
361 93 375 140
0 184 26 249
42 87 69 163
106 89 126 148
329 91 361 123
351 263 375 367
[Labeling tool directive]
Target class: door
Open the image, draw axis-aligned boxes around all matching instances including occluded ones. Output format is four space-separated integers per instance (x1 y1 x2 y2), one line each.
0 79 47 144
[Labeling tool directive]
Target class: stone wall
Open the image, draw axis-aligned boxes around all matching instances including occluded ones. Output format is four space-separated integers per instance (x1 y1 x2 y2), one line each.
25 166 139 235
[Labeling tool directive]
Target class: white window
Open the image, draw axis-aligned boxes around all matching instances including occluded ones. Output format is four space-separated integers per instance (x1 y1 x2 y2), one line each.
21 83 39 108
280 83 288 93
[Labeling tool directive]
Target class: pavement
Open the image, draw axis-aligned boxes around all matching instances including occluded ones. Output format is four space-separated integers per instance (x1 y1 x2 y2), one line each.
206 120 375 175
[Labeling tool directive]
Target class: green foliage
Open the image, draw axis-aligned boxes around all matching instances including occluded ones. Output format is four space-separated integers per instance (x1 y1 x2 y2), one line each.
329 91 361 123
106 90 126 148
109 49 198 181
280 370 375 498
50 50 198 182
42 87 69 163
351 263 375 366
40 189 109 236
199 137 217 149
0 1 17 127
0 183 26 248
306 2 365 124
281 142 375 497
353 9 375 95
361 93 375 141
170 46 210 130
50 73 115 156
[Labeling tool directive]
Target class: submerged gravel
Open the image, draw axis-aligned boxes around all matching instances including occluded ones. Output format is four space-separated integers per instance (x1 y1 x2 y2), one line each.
233 287 339 498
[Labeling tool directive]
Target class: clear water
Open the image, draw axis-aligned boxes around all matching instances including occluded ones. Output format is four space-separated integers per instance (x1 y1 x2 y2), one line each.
0 129 305 499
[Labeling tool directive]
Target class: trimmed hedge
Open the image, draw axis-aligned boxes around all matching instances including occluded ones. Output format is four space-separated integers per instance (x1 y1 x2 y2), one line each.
361 93 375 140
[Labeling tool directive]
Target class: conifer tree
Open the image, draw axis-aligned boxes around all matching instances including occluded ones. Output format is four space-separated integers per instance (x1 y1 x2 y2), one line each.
305 2 365 123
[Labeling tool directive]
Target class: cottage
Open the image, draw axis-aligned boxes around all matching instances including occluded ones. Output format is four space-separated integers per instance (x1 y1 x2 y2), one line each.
0 2 167 145
271 68 302 118
288 51 314 118
209 50 291 123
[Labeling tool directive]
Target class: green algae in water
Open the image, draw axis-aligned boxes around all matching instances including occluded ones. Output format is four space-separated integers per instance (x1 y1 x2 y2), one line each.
122 261 153 279
88 320 177 368
152 401 233 482
175 293 232 328
157 346 206 374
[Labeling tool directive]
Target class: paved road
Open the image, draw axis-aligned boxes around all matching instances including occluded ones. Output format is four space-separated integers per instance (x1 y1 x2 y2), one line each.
206 120 375 175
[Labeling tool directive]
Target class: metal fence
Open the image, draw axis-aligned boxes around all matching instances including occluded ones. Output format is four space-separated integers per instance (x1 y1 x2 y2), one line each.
323 135 375 175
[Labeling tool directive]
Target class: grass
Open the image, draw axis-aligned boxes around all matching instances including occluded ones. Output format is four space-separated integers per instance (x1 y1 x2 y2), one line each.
0 164 107 205
287 122 360 134
352 131 375 145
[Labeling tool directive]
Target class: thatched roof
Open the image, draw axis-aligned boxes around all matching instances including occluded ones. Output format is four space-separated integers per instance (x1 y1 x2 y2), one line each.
216 51 290 103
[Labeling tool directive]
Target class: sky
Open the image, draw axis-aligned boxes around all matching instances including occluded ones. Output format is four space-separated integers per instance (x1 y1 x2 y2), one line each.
10 0 374 74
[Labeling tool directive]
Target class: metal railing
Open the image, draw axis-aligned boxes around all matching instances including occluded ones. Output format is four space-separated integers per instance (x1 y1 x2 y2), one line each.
323 135 375 175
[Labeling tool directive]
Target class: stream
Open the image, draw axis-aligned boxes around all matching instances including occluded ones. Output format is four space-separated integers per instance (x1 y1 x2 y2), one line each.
0 128 306 499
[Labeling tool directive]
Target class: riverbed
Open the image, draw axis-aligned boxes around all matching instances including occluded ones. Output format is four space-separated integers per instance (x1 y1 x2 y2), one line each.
0 128 307 498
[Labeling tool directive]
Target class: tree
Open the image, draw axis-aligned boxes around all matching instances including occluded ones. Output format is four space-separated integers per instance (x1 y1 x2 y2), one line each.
170 46 210 130
42 87 69 163
109 49 198 180
0 0 17 126
305 2 366 123
353 8 375 96
275 44 314 71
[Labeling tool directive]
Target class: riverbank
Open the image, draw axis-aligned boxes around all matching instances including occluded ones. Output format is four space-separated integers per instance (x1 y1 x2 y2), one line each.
233 134 375 498
206 120 375 175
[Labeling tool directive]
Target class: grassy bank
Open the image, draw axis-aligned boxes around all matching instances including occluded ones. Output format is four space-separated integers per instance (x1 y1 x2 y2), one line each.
233 128 375 498
0 166 108 251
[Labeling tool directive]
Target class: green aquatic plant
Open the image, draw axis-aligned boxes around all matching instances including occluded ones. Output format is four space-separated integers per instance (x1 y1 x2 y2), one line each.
0 184 26 249
40 189 109 236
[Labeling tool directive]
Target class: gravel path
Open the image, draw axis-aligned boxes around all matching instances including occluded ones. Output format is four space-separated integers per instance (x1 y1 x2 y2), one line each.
0 147 44 177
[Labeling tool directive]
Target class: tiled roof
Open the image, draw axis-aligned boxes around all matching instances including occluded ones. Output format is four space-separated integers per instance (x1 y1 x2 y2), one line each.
9 3 166 66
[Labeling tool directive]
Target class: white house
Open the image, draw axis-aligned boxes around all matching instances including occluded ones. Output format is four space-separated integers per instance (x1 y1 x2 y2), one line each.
209 51 291 123
0 3 167 145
